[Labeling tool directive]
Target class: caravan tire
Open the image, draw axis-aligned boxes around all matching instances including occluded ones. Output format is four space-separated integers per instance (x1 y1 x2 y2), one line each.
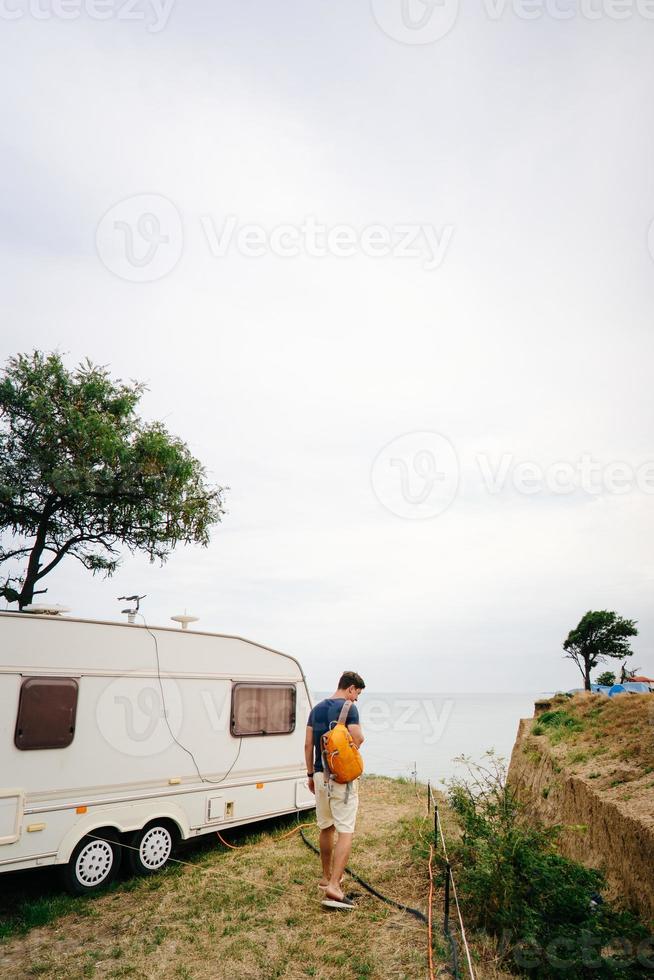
126 822 176 876
60 832 122 895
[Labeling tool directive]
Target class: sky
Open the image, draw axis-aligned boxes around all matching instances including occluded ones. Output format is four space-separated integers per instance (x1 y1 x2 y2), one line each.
1 0 653 693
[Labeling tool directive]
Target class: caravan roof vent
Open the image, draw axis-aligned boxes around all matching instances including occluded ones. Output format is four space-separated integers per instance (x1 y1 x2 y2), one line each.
22 604 71 616
171 614 199 630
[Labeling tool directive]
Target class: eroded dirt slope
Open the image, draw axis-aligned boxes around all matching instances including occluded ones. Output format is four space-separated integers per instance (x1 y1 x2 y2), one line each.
508 692 654 925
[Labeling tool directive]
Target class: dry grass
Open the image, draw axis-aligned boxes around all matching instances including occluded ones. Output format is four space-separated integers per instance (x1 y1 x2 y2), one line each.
0 777 454 980
529 692 654 822
0 776 518 979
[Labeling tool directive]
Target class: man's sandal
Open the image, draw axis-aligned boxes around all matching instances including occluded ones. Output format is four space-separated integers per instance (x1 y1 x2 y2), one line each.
321 894 355 910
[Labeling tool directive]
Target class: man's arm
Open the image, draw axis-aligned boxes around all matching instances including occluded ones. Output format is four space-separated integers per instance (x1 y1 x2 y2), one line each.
348 724 364 748
305 725 316 793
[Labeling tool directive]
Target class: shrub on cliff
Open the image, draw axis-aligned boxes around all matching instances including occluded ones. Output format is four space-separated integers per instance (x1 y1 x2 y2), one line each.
447 754 651 977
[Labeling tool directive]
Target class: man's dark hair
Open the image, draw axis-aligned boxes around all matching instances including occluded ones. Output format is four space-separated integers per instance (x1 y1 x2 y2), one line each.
338 670 365 690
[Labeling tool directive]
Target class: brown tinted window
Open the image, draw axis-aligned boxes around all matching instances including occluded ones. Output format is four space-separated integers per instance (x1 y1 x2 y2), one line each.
15 677 79 750
231 684 296 737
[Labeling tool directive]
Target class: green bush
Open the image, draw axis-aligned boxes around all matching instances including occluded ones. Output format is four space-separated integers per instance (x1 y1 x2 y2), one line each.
536 710 585 744
446 754 651 977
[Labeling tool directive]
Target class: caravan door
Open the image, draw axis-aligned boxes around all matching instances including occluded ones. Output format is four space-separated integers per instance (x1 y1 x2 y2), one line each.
0 789 24 845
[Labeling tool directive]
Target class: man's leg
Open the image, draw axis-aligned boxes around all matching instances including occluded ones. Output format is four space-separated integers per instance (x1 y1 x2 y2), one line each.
319 826 335 885
326 832 353 898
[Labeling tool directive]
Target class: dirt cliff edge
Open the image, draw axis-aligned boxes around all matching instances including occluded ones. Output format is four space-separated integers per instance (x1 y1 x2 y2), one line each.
508 695 654 927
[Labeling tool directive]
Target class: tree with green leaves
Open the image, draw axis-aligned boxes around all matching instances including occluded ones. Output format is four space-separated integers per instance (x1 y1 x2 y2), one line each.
563 610 638 691
0 351 225 609
595 670 616 687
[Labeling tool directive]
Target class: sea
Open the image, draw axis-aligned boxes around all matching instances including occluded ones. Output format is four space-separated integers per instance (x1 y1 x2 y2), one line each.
312 691 539 790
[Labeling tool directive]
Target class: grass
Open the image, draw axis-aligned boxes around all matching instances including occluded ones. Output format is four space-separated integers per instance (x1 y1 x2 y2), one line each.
0 778 442 980
529 692 654 802
534 708 584 744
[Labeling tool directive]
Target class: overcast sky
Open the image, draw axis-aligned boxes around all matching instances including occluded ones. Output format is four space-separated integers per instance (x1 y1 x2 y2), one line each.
1 0 653 693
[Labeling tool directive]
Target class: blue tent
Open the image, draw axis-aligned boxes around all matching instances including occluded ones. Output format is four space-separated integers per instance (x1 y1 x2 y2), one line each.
607 682 650 696
622 681 650 694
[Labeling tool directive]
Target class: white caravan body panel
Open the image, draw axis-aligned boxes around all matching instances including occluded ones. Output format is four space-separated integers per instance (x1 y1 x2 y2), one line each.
0 613 315 874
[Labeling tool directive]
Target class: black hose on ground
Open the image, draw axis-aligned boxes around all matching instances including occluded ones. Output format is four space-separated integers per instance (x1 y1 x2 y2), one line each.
298 825 427 924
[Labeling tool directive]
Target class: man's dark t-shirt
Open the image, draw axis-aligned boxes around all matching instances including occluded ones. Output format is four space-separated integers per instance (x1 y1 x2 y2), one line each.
307 698 360 773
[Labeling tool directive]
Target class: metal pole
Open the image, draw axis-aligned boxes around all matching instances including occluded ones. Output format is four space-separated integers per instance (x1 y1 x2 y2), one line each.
427 779 431 813
434 804 439 850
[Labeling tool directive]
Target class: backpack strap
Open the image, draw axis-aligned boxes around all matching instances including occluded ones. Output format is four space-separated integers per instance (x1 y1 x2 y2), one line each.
337 699 353 726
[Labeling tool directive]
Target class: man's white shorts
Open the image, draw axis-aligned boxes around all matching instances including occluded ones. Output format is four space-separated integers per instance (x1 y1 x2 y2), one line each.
314 772 359 834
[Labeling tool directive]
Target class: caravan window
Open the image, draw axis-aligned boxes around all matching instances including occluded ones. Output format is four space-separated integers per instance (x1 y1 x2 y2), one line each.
14 677 79 750
231 684 296 737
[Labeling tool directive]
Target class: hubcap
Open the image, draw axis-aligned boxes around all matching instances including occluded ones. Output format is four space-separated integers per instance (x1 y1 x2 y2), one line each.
139 826 172 870
75 839 114 886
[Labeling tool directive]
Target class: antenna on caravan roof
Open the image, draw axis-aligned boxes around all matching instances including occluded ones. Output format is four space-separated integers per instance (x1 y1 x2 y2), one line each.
118 594 146 625
171 612 199 630
22 604 71 616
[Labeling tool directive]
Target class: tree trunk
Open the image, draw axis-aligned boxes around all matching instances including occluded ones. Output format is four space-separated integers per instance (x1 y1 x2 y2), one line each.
584 661 592 691
18 499 55 609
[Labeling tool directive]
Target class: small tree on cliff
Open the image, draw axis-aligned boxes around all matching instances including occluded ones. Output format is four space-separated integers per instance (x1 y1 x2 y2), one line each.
595 670 616 687
563 610 638 691
0 351 225 609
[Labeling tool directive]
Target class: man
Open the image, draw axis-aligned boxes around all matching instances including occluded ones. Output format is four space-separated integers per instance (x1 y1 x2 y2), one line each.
305 670 365 910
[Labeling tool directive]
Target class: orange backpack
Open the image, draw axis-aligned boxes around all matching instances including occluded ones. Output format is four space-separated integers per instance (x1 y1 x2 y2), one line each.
320 700 364 784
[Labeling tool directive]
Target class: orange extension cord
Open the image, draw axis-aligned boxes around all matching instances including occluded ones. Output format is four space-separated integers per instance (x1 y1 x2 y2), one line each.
216 823 314 850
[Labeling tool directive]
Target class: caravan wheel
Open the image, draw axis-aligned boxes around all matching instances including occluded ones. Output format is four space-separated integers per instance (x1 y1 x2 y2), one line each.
61 832 121 895
127 822 176 876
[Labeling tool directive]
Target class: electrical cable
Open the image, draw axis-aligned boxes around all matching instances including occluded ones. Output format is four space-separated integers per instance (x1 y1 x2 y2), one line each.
216 823 314 850
87 833 285 896
297 821 427 924
139 614 243 786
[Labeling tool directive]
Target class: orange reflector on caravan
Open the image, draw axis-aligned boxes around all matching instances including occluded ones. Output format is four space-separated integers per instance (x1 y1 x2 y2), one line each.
256 783 264 789
76 806 87 814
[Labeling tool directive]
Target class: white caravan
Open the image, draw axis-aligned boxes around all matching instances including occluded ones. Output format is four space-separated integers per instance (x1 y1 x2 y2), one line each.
0 610 315 893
